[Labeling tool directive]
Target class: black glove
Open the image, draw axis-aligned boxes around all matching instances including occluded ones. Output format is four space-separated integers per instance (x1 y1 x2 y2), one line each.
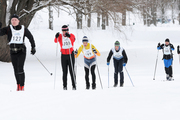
31 47 36 55
74 49 78 55
0 22 2 28
65 32 71 38
157 43 161 47
178 46 180 54
92 48 97 54
177 46 179 49
55 32 60 38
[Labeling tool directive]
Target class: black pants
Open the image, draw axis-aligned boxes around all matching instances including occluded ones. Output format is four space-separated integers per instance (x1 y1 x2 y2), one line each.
61 52 76 88
11 50 26 86
165 66 173 77
84 65 96 87
113 58 124 85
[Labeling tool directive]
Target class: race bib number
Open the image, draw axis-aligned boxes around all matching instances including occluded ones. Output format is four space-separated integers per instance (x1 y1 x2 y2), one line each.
62 37 72 49
85 51 93 57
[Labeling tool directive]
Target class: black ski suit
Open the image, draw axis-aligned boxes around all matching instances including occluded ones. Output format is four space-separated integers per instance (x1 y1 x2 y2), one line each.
107 47 128 85
0 25 35 86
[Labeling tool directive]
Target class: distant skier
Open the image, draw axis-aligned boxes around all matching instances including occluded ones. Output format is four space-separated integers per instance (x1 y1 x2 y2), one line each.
0 14 36 91
157 39 175 81
54 25 76 90
75 36 100 90
107 41 128 87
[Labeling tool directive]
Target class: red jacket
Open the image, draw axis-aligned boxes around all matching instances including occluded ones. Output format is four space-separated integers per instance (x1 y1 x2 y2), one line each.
54 33 75 55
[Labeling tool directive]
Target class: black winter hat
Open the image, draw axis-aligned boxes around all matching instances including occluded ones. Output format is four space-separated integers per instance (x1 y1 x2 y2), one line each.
62 25 69 31
11 14 19 20
165 38 170 42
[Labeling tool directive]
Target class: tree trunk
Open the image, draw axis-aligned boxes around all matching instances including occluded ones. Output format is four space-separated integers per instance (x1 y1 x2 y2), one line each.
97 13 100 27
143 6 147 25
0 0 11 62
48 4 53 30
122 10 126 26
87 0 91 27
106 13 109 26
179 0 180 25
162 7 165 24
151 1 157 26
76 10 82 29
102 12 106 30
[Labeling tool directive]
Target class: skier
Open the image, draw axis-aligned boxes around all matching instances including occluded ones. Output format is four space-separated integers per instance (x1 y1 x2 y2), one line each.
107 41 128 87
54 25 76 90
177 46 180 54
75 36 100 90
0 14 36 91
157 39 175 81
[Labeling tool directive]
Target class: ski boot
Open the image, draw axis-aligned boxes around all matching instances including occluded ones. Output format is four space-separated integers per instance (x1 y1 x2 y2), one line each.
166 74 169 81
72 86 76 90
63 87 67 90
92 84 96 90
17 84 20 91
86 85 90 90
120 83 124 87
19 86 24 91
114 84 118 87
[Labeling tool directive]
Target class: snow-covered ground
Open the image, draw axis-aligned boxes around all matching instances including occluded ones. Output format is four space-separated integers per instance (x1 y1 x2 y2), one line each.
0 9 180 120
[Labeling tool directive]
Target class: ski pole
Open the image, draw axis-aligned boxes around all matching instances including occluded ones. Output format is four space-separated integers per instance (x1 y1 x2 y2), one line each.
68 48 76 85
153 50 159 80
34 55 53 76
54 43 58 89
124 66 134 87
108 65 109 88
96 58 103 89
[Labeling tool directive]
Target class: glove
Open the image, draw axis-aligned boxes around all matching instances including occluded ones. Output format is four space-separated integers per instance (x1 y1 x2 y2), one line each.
31 47 36 55
178 46 180 54
0 22 2 28
158 43 161 47
65 32 71 38
107 62 110 66
74 49 78 55
123 63 126 67
55 32 60 38
92 48 97 54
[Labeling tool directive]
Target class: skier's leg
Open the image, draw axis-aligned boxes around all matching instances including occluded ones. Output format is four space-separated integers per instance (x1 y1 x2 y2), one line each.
84 67 90 88
11 54 19 85
61 54 68 88
18 51 26 87
119 59 124 86
113 59 118 86
91 65 96 88
69 52 76 88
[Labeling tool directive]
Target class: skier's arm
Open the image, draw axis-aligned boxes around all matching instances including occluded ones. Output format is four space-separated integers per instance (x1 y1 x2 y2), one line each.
54 32 60 43
170 44 175 51
70 33 76 42
107 49 113 63
92 44 100 56
122 50 128 63
177 46 180 54
0 26 8 36
24 28 36 48
75 45 83 58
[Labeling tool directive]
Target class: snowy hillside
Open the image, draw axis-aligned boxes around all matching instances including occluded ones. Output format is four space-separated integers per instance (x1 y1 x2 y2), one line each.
0 8 180 120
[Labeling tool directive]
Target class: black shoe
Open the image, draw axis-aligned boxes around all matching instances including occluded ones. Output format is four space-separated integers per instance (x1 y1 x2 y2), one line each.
72 87 76 90
63 87 67 90
92 86 96 90
120 83 124 87
114 84 118 87
86 86 90 90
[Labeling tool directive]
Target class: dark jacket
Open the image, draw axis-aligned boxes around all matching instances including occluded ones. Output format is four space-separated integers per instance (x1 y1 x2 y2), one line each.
107 48 128 63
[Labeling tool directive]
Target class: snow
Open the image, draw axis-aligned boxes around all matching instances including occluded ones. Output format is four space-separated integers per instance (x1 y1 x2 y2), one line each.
0 8 180 120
